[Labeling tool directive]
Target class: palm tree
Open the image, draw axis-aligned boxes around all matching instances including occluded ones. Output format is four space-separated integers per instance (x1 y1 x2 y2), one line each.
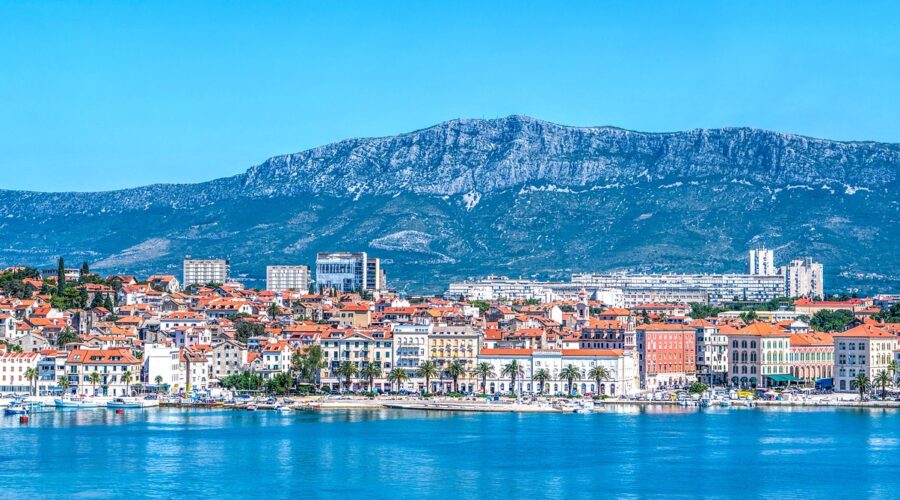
266 303 282 320
446 360 466 393
874 370 892 399
58 374 71 395
888 360 900 387
850 372 871 401
89 371 101 396
501 360 524 395
360 363 382 392
122 370 133 396
560 364 581 396
336 361 358 392
387 367 409 393
533 368 551 395
473 362 495 394
417 360 440 394
154 375 164 394
24 367 38 396
303 345 327 391
588 366 611 395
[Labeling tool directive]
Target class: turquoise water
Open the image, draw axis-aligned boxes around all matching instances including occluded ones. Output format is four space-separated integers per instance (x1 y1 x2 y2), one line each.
2 406 899 499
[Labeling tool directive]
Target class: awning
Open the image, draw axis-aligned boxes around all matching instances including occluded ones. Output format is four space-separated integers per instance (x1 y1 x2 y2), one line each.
766 374 800 382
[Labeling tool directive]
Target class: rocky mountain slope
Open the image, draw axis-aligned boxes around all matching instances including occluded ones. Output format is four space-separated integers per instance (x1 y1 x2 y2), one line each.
1 116 897 293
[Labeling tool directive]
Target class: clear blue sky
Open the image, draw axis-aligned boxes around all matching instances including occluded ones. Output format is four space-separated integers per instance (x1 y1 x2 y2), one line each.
2 1 899 192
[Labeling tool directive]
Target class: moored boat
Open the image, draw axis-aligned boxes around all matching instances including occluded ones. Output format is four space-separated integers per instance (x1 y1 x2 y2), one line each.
107 397 143 409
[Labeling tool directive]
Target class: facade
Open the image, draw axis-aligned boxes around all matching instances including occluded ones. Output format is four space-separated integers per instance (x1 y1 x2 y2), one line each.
210 339 249 383
321 330 393 391
782 257 824 298
0 351 39 393
789 331 834 383
365 258 386 292
572 273 785 305
316 252 368 293
726 323 792 388
635 324 697 390
428 325 481 393
182 257 230 288
476 348 638 396
142 344 181 389
749 248 777 276
266 265 311 292
833 324 898 393
66 348 142 396
392 323 432 391
694 320 728 385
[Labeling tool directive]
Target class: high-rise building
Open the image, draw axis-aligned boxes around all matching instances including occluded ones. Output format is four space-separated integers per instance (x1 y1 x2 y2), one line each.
749 247 777 276
782 257 824 298
366 258 386 292
182 257 229 288
266 265 311 292
316 252 367 293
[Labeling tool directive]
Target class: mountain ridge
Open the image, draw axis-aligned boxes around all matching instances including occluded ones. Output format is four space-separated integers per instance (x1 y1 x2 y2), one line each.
1 115 898 293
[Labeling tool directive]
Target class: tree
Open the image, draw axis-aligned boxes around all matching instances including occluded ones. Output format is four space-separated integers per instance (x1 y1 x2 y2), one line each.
473 362 495 394
560 364 581 396
56 327 79 346
80 261 90 278
808 309 854 333
122 370 133 396
0 340 23 353
387 367 409 392
501 360 524 395
873 303 900 323
24 367 38 396
271 372 294 394
874 370 892 399
689 381 709 394
235 322 265 343
89 371 101 395
57 257 65 295
740 310 758 324
103 294 115 312
417 360 440 393
588 366 611 394
336 361 358 392
533 368 550 395
360 363 382 392
641 310 651 324
689 303 724 320
266 303 282 320
889 360 900 387
446 360 466 393
58 375 70 394
850 372 871 401
154 375 164 394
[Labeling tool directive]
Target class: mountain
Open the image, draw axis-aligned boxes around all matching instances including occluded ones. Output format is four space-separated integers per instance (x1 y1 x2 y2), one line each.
1 115 898 294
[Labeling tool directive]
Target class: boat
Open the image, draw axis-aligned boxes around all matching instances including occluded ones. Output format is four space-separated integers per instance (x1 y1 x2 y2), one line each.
573 401 595 414
699 398 711 408
4 405 28 415
246 404 258 411
140 395 160 407
107 397 143 409
55 396 104 408
719 400 731 408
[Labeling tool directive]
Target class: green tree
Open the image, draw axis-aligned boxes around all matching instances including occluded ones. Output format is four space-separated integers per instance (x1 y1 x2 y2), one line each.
335 361 358 392
103 295 115 312
873 303 900 323
740 310 758 324
57 257 65 295
266 303 282 320
473 362 495 394
56 327 79 346
296 345 326 390
154 375 164 394
689 381 709 394
808 309 854 333
874 370 892 399
689 303 724 319
58 375 70 394
417 360 440 393
89 371 101 395
560 364 581 396
888 360 900 387
122 370 133 396
80 261 90 278
588 366 611 394
501 360 524 395
235 322 265 343
533 368 550 395
360 363 382 392
446 360 466 393
24 367 38 396
850 372 871 401
387 367 408 392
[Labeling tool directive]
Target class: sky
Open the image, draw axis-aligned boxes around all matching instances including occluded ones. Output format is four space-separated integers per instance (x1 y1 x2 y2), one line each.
2 1 899 192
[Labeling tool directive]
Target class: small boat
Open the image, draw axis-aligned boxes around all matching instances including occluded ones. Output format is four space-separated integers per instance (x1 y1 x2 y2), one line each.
573 401 595 414
699 398 711 408
107 397 142 409
719 400 730 408
140 395 160 407
4 405 28 415
246 404 258 411
55 396 103 408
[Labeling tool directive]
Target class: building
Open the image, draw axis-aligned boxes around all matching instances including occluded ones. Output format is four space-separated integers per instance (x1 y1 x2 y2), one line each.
428 325 482 393
316 252 368 293
726 323 792 388
210 339 249 383
793 298 873 316
0 351 39 393
476 348 638 396
749 247 777 276
182 257 230 288
392 323 432 391
142 344 181 389
365 258 386 292
694 320 728 385
635 324 697 390
789 331 834 384
65 348 142 397
833 324 898 393
320 330 393 391
782 257 824 298
266 265 311 292
573 273 785 306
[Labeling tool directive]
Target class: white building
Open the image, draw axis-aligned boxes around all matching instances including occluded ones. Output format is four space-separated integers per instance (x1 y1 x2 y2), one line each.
476 348 638 396
266 265 311 292
0 351 39 393
572 273 785 305
316 252 368 293
749 248 777 276
782 257 824 298
143 344 181 389
66 348 142 397
694 320 728 385
833 324 898 393
182 257 230 288
392 323 432 390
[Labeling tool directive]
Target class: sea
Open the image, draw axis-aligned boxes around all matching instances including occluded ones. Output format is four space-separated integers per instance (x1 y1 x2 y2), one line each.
1 405 898 499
